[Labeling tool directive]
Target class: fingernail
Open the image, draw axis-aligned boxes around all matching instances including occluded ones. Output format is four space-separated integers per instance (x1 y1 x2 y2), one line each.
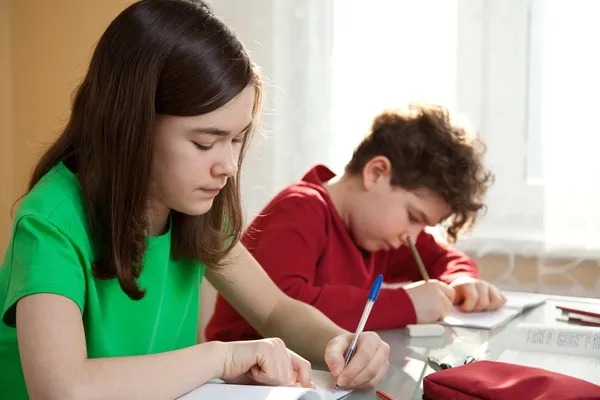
337 377 347 387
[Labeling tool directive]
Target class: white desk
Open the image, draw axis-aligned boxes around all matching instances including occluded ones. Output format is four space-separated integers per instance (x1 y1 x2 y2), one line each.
341 293 600 399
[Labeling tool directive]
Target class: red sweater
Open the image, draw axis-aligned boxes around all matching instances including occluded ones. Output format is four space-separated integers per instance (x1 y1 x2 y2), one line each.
205 165 479 341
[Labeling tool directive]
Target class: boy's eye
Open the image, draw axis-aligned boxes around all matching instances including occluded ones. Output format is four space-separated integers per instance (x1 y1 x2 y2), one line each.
408 213 419 223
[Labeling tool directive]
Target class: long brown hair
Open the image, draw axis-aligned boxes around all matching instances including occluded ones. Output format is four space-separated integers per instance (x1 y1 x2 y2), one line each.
27 0 262 300
345 104 494 243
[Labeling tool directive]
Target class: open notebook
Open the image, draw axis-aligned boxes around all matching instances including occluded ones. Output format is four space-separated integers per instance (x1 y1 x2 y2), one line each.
498 322 600 385
440 291 547 329
177 370 352 400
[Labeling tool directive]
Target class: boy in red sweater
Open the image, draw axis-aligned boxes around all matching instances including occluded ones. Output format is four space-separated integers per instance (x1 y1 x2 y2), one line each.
206 104 506 340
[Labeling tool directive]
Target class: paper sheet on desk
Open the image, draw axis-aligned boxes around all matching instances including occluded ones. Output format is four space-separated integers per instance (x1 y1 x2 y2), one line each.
441 307 521 329
439 292 547 329
497 323 600 385
177 370 351 400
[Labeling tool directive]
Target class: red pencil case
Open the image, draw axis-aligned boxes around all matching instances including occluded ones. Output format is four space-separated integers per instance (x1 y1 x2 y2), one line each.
422 360 600 400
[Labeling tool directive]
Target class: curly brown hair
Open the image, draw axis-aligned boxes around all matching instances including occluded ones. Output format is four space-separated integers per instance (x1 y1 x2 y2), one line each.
345 104 494 243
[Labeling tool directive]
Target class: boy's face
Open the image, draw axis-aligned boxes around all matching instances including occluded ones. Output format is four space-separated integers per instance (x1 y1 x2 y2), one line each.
349 157 451 252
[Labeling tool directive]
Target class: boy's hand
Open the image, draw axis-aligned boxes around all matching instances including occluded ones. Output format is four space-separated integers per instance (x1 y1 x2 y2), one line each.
404 280 455 323
450 277 506 312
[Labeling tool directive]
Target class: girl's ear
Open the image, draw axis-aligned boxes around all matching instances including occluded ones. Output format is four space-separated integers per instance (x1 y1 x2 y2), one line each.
361 156 392 190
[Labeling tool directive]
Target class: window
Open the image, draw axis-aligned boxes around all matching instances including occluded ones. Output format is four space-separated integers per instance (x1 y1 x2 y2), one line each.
524 0 600 257
329 0 600 257
330 0 458 172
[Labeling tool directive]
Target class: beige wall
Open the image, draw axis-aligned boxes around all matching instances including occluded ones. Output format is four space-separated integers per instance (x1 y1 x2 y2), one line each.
0 0 135 256
0 0 14 256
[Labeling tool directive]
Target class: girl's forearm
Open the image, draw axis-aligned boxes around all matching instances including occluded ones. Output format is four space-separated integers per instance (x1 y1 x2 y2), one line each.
41 341 226 400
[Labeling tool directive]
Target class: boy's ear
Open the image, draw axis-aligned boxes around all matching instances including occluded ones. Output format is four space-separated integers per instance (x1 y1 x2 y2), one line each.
361 156 392 190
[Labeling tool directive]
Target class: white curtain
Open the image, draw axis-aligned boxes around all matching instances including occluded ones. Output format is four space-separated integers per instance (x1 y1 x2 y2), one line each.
200 0 335 341
534 0 600 256
454 0 600 295
206 0 334 222
198 0 600 336
329 0 458 172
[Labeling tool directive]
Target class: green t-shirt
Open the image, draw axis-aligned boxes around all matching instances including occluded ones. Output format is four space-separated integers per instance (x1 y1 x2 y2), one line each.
0 163 205 399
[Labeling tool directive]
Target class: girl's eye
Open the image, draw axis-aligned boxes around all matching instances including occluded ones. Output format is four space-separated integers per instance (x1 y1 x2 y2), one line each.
193 142 213 151
408 213 419 223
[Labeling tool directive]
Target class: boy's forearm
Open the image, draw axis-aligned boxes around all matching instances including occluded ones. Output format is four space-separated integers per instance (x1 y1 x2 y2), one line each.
434 254 480 283
262 296 347 365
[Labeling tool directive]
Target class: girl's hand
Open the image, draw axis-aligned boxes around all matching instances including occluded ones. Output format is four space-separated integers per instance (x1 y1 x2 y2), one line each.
218 338 313 388
325 331 390 389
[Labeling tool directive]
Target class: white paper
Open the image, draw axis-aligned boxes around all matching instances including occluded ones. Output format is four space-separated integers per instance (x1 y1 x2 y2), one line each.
509 323 600 357
179 384 318 400
503 292 547 309
178 370 351 400
309 370 352 400
497 323 600 386
440 307 520 329
440 292 546 329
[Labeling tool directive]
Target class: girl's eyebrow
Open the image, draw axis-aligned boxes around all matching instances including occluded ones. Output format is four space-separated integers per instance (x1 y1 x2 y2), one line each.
191 121 252 137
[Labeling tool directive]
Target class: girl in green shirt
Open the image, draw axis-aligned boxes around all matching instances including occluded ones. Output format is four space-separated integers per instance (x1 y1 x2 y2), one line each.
0 1 389 399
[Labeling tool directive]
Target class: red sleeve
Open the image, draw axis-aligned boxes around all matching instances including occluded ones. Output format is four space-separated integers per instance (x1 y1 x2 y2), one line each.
244 194 418 331
384 231 480 284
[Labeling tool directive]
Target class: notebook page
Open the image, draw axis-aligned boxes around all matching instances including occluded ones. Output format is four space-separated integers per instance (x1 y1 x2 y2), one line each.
439 292 547 329
310 370 352 400
498 350 600 385
177 370 351 400
503 292 547 310
509 323 600 357
440 307 520 329
178 384 316 400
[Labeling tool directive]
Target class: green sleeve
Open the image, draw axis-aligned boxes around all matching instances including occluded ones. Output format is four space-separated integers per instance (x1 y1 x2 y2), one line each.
2 215 86 327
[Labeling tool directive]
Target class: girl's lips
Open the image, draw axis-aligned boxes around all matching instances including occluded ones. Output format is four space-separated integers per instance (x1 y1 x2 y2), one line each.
199 187 222 196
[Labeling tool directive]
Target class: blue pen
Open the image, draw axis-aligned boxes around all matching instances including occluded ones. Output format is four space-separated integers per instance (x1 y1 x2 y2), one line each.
334 274 383 391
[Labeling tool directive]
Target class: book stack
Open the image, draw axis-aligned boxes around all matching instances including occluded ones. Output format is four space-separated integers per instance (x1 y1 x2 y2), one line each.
556 304 600 327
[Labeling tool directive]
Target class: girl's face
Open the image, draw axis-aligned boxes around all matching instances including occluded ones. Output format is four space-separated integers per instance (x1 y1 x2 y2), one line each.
348 157 452 252
150 85 255 217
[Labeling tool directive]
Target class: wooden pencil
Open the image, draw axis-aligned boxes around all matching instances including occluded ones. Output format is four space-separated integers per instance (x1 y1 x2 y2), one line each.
407 236 430 281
